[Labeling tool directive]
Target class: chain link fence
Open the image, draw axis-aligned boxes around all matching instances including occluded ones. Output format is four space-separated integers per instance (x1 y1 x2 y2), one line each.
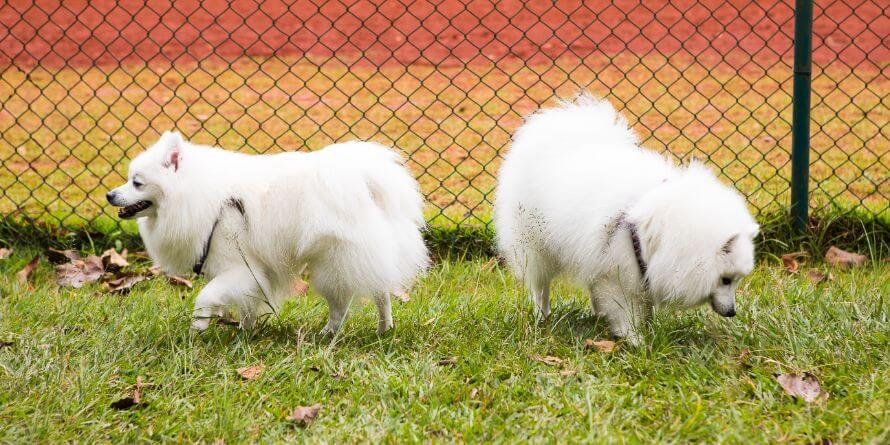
0 0 887 232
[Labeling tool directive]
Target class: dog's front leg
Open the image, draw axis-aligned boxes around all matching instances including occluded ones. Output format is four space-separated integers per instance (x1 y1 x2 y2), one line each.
590 278 650 346
191 268 257 331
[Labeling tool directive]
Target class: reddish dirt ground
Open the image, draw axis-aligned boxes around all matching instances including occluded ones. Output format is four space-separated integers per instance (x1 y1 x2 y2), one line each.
1 0 886 68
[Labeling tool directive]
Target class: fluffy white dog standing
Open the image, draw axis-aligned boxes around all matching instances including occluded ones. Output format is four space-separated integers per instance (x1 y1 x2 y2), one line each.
107 132 429 334
495 95 759 344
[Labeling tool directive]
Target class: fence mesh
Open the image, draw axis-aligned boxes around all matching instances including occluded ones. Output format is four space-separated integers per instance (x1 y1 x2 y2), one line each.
0 0 887 231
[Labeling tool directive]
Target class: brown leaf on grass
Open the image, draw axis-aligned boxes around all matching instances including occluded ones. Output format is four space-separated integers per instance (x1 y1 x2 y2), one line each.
436 357 457 367
110 376 149 410
584 339 617 353
481 257 498 271
0 247 12 259
530 354 564 366
45 248 80 264
105 273 148 294
133 376 145 405
55 255 104 288
293 279 309 296
776 372 828 403
806 269 832 284
780 251 807 273
101 248 129 270
394 290 410 303
130 250 151 261
824 246 867 268
16 255 40 284
237 364 265 380
166 274 193 289
286 403 321 427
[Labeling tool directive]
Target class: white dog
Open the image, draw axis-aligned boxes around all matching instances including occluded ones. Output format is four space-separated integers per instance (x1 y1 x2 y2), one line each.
495 95 759 344
107 132 428 334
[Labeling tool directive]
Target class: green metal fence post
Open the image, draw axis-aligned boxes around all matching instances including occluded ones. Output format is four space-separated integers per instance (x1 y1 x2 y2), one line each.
791 0 814 232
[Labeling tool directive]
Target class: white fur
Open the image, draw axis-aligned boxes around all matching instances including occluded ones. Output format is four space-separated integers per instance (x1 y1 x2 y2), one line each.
495 95 759 344
108 132 429 334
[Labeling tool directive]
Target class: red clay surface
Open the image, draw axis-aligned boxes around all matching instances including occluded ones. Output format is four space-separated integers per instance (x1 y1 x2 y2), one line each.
0 0 886 68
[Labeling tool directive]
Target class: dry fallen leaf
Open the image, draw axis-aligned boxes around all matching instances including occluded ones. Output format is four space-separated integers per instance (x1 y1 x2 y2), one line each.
166 274 193 289
16 255 40 284
0 247 12 259
55 255 104 288
293 279 309 295
584 339 617 353
824 246 867 268
436 357 457 367
481 257 498 271
237 364 265 380
133 376 145 405
286 403 322 427
806 269 832 284
105 273 148 294
780 251 807 273
101 248 129 270
110 376 149 410
530 354 564 366
44 248 80 264
776 372 828 403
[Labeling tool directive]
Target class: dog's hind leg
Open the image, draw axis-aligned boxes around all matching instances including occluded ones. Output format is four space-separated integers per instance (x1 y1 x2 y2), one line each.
319 293 349 335
374 293 393 334
191 268 258 331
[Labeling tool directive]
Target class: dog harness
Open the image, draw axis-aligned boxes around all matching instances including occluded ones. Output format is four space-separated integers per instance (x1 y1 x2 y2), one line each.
192 197 246 276
614 212 649 290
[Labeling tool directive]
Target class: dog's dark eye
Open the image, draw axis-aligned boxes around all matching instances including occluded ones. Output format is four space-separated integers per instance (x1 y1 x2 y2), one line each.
721 276 733 286
133 179 144 189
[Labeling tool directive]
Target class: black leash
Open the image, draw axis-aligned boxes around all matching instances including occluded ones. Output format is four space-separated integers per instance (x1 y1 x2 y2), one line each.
614 212 649 289
192 197 246 276
192 216 221 276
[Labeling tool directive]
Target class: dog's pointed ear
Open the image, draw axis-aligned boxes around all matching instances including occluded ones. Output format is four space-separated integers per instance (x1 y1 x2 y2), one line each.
720 233 739 255
160 131 183 171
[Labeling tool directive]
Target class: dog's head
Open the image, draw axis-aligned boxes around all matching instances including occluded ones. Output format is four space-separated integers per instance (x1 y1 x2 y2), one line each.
106 131 184 220
632 164 758 317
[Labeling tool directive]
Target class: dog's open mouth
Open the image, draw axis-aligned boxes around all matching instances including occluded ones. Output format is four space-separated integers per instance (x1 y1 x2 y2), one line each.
118 200 152 219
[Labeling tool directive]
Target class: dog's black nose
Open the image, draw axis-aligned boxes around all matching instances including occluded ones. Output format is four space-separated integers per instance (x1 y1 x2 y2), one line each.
723 308 736 318
106 191 116 203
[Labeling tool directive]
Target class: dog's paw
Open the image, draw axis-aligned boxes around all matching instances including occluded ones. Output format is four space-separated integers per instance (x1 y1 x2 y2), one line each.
190 317 211 332
377 320 393 335
621 332 644 347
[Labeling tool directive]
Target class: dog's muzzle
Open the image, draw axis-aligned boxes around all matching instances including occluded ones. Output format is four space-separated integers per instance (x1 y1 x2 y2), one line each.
107 191 152 219
710 298 736 318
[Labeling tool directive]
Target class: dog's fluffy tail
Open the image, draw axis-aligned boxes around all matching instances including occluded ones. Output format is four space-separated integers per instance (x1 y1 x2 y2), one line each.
510 93 639 160
319 141 430 290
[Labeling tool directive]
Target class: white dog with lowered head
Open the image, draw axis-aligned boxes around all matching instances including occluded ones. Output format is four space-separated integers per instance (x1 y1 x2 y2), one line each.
107 132 429 334
495 95 759 344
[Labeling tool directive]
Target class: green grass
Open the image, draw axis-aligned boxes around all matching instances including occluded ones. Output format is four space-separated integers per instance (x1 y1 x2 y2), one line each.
1 248 888 442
